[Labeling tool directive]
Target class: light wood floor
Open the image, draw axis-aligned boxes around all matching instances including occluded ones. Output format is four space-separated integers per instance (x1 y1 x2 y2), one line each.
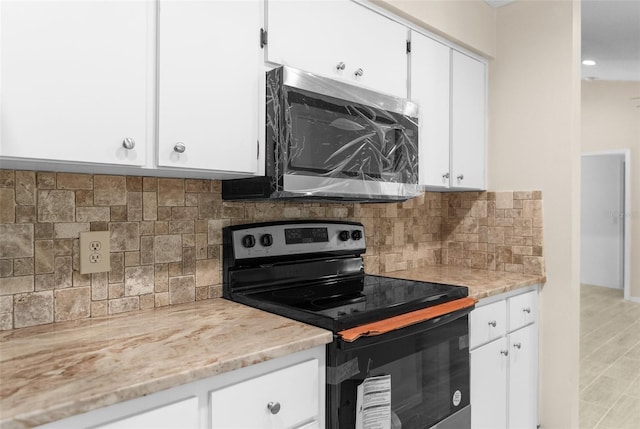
580 284 640 428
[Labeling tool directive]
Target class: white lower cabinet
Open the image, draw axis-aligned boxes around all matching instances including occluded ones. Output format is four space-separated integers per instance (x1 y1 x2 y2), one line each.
37 346 325 429
508 323 538 429
470 337 508 429
93 398 199 429
469 288 539 429
210 359 319 428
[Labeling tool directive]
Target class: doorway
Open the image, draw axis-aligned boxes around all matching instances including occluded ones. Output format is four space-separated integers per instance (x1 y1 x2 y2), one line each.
580 151 631 299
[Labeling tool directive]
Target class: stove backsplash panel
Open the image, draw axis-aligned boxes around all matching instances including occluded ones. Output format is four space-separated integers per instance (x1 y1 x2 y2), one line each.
0 170 544 330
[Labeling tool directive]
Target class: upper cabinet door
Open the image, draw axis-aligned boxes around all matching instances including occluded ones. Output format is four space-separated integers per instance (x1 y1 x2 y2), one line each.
157 0 260 174
0 0 150 166
266 0 408 98
410 31 451 188
451 51 486 190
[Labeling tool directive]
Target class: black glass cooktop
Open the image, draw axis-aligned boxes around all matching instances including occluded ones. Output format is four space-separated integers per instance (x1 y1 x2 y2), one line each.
233 274 468 331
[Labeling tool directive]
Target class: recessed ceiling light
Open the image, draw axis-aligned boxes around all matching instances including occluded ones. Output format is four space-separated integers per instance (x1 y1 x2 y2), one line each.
582 60 597 66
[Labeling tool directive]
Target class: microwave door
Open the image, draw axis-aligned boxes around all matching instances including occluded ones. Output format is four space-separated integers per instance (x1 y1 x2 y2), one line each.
286 90 417 181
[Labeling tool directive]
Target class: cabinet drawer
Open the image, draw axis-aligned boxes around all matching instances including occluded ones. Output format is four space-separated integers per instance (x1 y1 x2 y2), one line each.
508 290 537 332
210 358 319 428
93 398 198 429
470 300 506 349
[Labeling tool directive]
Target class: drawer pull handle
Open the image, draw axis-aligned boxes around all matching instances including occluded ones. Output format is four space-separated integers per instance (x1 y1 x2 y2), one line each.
336 62 346 70
267 401 281 415
354 68 364 77
513 342 522 349
122 137 135 150
488 320 497 327
500 349 509 356
522 307 531 314
174 142 186 153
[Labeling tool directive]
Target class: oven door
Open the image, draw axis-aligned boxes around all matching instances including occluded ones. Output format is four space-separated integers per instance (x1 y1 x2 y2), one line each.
326 308 471 429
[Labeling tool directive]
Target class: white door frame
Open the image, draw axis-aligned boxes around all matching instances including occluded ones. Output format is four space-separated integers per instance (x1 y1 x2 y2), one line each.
581 149 631 301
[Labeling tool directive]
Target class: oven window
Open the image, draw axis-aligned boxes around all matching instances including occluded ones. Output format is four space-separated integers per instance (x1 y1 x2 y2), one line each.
284 89 418 183
327 315 470 429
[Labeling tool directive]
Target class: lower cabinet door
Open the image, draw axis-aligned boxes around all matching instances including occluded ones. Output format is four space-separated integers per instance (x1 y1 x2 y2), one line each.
210 358 319 429
508 324 538 429
93 397 198 429
470 337 508 429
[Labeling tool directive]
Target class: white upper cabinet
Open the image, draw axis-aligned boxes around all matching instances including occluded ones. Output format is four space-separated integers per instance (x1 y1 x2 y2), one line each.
157 0 260 174
410 31 451 188
266 0 408 98
451 50 486 190
0 0 151 166
411 34 487 191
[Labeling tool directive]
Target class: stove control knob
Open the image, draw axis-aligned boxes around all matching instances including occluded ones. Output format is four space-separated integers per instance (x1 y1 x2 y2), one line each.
351 230 363 241
241 234 256 248
260 233 273 247
338 230 351 241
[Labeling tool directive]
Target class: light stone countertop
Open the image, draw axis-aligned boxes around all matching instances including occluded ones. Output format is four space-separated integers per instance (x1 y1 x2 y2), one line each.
0 267 544 429
385 265 546 300
0 299 332 429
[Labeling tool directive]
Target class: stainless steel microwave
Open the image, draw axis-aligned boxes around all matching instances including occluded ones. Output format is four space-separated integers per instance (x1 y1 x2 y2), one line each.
222 66 420 202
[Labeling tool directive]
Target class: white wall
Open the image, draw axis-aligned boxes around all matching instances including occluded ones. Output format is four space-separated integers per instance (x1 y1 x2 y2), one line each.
488 1 581 428
582 80 640 299
581 154 625 289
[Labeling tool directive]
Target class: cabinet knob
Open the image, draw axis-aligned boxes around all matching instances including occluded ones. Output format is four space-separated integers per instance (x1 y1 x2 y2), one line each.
354 68 364 77
336 62 346 71
174 142 186 153
513 342 522 349
522 307 531 314
442 172 450 182
488 320 497 327
500 349 509 356
457 174 464 181
267 401 281 415
122 138 136 150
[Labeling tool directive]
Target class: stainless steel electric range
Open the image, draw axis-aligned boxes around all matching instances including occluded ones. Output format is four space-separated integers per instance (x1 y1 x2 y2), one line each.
223 220 475 429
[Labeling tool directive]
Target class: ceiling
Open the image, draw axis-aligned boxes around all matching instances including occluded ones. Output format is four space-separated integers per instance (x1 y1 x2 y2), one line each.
486 0 640 81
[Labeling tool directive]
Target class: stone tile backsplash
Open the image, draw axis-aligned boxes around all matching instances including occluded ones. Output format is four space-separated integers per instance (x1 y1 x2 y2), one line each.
0 169 545 330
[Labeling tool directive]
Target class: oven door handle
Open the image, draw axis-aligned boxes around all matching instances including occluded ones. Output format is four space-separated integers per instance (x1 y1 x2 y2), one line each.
338 297 476 343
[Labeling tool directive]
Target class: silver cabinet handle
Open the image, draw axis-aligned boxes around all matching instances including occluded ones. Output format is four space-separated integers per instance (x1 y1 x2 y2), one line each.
500 349 509 356
442 172 450 182
174 142 186 153
267 401 281 415
354 68 364 77
457 174 464 181
523 307 531 314
336 62 346 70
513 342 522 349
488 320 497 327
122 138 135 150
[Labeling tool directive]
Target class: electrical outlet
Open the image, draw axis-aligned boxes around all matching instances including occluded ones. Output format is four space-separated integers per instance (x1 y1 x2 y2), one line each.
79 231 110 274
